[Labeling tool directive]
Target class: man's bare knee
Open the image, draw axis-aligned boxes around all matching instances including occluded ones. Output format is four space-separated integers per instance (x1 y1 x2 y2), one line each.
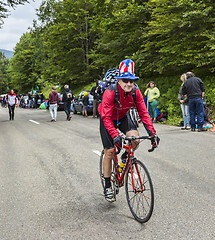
126 130 140 150
104 148 114 160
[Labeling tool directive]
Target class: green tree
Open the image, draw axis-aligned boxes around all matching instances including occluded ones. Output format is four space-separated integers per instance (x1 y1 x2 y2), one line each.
35 0 98 89
0 0 29 27
90 0 150 75
136 0 215 75
0 52 10 93
9 32 36 93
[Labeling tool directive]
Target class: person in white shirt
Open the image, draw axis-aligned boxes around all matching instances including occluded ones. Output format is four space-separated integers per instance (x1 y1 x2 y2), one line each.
6 89 17 120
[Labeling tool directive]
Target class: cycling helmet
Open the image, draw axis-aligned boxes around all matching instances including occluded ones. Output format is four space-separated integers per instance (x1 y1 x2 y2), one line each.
105 68 119 84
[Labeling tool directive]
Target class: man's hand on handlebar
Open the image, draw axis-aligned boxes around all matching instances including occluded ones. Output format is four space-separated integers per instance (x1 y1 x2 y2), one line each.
113 136 122 154
148 135 160 152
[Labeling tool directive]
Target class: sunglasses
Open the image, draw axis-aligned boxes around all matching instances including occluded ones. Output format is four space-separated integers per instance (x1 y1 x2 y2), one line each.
121 79 135 83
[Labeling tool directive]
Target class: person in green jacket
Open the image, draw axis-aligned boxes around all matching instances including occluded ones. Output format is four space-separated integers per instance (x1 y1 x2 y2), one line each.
144 81 160 123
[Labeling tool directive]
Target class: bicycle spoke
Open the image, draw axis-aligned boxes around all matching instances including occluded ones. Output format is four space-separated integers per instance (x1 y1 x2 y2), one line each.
125 159 154 223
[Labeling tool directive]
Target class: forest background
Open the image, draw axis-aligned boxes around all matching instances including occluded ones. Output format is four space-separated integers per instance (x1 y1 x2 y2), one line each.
1 0 215 124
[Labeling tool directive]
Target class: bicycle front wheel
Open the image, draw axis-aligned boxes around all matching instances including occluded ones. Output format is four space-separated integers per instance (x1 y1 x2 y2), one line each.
125 159 154 223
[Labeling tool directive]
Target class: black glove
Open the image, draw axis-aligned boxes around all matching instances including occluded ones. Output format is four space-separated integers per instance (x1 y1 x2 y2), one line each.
113 136 122 154
151 135 160 148
149 135 160 152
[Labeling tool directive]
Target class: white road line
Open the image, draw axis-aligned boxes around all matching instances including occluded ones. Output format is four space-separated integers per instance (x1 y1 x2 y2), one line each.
93 150 101 156
29 120 40 125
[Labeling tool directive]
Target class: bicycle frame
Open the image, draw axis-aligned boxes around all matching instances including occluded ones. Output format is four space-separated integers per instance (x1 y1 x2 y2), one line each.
113 140 143 192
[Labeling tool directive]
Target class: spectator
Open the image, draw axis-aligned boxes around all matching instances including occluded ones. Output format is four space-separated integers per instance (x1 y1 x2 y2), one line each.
19 95 25 108
6 89 17 120
95 84 103 118
40 92 45 103
28 92 32 109
144 81 160 123
48 86 59 122
82 92 89 117
90 81 98 118
34 93 39 108
182 72 206 132
178 74 190 130
62 84 74 121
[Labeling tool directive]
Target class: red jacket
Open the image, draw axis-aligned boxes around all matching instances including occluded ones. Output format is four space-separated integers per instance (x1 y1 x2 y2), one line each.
98 84 156 139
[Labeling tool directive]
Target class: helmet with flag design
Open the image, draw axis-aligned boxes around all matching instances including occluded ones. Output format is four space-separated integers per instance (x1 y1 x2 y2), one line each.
114 59 139 80
105 68 119 84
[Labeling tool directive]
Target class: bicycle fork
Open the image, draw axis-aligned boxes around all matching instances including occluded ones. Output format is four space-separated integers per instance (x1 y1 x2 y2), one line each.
129 157 144 193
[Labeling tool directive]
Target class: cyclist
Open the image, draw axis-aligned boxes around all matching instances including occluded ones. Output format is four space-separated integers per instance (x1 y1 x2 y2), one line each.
98 59 159 202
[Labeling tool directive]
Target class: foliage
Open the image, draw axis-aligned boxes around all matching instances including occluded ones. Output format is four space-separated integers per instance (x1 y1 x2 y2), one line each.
0 0 29 27
4 0 215 122
0 52 10 93
8 32 37 93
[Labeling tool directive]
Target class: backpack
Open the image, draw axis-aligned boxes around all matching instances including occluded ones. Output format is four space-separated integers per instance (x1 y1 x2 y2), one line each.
112 83 137 106
66 91 73 100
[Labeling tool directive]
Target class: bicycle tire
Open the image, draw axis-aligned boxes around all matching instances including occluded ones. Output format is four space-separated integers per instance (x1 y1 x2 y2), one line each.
204 106 210 117
99 150 118 200
125 159 154 223
99 150 105 191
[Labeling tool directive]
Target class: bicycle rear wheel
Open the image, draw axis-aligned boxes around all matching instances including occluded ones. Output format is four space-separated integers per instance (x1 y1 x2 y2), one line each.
99 150 118 200
99 150 105 191
125 159 154 223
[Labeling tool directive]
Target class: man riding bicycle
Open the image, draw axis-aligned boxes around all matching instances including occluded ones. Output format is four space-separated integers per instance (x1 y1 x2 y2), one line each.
98 59 159 202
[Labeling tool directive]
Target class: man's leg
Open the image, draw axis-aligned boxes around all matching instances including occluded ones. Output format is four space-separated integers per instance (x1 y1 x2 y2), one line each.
64 103 69 119
8 105 12 120
49 104 54 120
103 148 114 179
103 148 114 201
68 102 71 118
126 130 140 150
11 105 15 120
54 104 57 121
189 99 196 130
196 98 204 129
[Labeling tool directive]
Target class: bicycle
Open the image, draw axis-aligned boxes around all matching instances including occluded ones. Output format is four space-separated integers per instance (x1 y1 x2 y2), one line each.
99 134 156 223
203 98 210 120
129 107 140 128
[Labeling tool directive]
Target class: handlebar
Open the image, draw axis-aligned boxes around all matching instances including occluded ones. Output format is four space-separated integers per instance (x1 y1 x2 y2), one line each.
115 135 158 153
121 135 153 141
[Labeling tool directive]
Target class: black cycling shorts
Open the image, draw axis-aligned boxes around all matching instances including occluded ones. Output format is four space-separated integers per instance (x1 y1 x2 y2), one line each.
100 112 137 149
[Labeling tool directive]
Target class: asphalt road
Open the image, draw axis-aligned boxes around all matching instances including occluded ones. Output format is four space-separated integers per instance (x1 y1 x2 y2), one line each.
0 107 214 240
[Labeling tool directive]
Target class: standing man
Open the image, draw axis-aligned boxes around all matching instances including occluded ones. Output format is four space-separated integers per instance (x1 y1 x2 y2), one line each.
6 89 17 120
48 86 59 122
62 84 74 121
28 92 32 109
34 92 39 108
182 72 206 132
